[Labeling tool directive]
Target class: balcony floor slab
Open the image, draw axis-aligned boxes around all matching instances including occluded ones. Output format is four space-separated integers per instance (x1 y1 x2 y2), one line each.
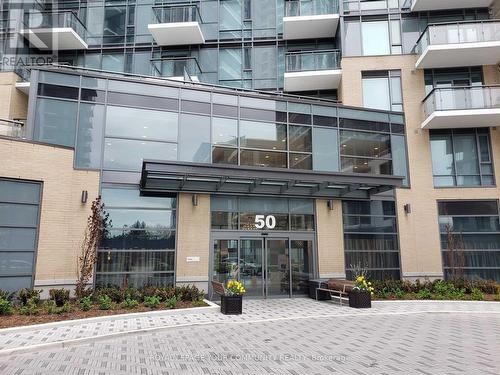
284 69 342 92
148 22 205 46
416 41 500 69
421 108 500 129
411 0 493 11
283 14 339 40
22 28 88 50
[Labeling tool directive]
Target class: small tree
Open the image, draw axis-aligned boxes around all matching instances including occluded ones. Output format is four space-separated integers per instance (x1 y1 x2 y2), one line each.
75 196 110 299
445 224 465 281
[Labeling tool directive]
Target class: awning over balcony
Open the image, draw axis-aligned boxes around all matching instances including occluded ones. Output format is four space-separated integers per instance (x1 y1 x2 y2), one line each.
140 161 403 199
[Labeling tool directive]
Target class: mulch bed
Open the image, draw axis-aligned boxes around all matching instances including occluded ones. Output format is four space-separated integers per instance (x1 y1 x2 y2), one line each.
0 300 208 329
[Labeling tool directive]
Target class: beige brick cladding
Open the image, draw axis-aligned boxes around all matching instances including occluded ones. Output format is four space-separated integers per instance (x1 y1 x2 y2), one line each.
0 72 28 120
175 193 210 293
315 199 345 278
341 55 500 280
0 138 100 290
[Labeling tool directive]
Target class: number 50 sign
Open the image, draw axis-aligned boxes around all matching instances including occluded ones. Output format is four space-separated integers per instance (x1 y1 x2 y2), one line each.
254 215 276 229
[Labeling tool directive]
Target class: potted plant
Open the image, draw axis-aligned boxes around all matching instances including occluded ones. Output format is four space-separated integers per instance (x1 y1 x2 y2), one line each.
221 280 245 315
349 275 374 309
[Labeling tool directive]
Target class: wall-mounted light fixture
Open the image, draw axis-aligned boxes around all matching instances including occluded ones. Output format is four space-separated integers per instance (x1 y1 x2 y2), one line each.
192 194 198 206
327 199 334 211
404 203 412 215
81 190 88 204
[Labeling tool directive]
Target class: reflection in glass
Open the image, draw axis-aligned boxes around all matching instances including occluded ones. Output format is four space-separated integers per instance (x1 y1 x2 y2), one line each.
240 149 287 168
211 212 238 230
95 273 174 288
96 251 174 273
239 121 287 150
213 240 238 284
240 239 263 297
212 147 238 165
212 117 238 146
341 157 392 175
101 230 176 250
107 209 176 230
291 240 313 294
289 125 312 152
289 153 312 170
266 240 289 296
340 130 391 158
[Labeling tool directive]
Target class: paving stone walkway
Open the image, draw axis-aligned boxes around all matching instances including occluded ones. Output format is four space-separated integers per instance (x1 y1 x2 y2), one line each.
0 299 499 374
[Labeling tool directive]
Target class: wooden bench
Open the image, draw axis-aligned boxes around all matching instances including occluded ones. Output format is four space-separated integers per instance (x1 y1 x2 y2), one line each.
211 280 225 298
315 279 356 306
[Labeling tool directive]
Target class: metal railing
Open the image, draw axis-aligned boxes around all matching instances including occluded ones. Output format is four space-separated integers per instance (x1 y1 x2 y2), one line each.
285 0 339 17
14 65 31 82
423 86 500 118
0 119 24 138
24 10 87 40
285 50 341 72
152 4 202 24
151 57 202 79
415 20 500 54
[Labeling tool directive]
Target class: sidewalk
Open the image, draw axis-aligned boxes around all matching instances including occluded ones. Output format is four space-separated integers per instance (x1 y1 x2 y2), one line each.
1 299 499 356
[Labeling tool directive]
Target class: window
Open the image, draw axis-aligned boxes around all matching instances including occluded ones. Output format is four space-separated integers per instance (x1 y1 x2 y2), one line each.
211 196 314 231
0 179 41 292
424 67 484 95
361 21 390 56
75 104 105 169
343 200 401 280
34 98 78 147
430 129 494 187
178 114 211 163
97 188 177 288
438 201 500 282
362 71 403 112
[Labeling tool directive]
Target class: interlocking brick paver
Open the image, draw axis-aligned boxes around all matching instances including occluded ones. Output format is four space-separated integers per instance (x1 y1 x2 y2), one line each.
0 300 499 374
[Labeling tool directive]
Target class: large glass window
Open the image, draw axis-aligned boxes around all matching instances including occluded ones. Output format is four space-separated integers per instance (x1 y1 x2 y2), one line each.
343 200 401 280
0 179 41 292
178 114 211 163
34 98 78 147
430 129 494 187
361 21 390 56
362 71 403 112
438 200 500 282
97 187 177 288
75 104 105 169
211 196 314 232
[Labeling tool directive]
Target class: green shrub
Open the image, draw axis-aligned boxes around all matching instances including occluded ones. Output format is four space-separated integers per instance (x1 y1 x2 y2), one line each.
0 289 14 301
49 288 70 307
121 287 142 302
79 296 93 311
471 288 484 301
19 297 39 315
44 300 58 314
59 302 71 314
175 285 205 302
432 281 465 300
144 296 161 309
495 292 500 301
165 296 177 309
18 288 41 306
121 298 139 309
393 288 405 299
98 295 113 310
0 297 13 315
416 289 432 299
191 300 207 307
95 286 123 303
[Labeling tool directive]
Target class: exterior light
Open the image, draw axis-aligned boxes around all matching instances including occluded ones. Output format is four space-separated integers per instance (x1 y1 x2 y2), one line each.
81 190 88 204
192 194 198 206
327 200 334 210
404 204 412 214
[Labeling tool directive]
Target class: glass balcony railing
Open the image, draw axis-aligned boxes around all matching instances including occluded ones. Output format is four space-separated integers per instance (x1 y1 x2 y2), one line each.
24 11 87 40
424 86 500 118
415 20 500 54
285 0 339 17
152 57 202 80
152 5 202 24
0 119 24 138
285 50 341 72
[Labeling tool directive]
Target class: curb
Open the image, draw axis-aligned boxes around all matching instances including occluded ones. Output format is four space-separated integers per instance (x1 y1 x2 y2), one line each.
1 308 499 357
0 299 219 334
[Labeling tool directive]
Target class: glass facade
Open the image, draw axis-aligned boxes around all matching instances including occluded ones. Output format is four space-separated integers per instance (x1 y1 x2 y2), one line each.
430 128 494 187
96 187 176 288
343 200 401 280
0 179 41 292
438 201 500 282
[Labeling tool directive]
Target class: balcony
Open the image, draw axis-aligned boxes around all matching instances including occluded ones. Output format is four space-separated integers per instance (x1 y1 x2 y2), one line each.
22 11 88 50
422 86 500 129
415 20 500 69
283 0 339 40
152 57 202 83
148 5 205 46
408 0 493 12
14 66 31 95
284 50 342 92
0 119 24 138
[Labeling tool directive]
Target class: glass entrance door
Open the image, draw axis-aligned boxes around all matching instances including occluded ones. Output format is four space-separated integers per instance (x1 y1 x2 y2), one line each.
265 239 290 297
212 236 314 298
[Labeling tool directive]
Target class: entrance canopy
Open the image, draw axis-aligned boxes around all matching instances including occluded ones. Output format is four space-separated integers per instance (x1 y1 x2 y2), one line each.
140 160 403 199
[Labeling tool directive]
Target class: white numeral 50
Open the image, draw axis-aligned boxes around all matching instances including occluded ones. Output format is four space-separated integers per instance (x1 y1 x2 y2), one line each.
254 215 276 229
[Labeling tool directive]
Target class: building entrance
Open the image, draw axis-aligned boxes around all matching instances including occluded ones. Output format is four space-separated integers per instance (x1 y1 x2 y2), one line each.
212 234 315 298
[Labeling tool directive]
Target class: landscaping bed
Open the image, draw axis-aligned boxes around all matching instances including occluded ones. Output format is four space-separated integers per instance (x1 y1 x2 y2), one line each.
371 279 500 301
0 285 208 329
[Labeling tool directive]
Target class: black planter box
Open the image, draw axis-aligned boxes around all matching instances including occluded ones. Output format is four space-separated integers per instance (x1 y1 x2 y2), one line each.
221 295 243 315
349 291 371 308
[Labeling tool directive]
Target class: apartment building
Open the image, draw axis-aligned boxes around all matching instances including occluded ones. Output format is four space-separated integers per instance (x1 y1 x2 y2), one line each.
0 0 499 297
